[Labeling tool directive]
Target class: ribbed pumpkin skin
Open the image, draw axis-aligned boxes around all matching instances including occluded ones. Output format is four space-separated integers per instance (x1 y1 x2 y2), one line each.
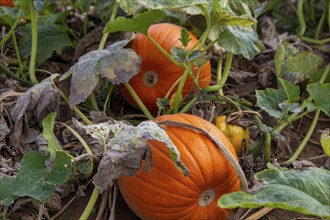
118 114 240 220
119 23 211 113
0 0 14 7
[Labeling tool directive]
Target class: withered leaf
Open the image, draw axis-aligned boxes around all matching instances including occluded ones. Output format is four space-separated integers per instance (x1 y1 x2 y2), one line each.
73 119 189 193
60 34 141 107
10 75 60 147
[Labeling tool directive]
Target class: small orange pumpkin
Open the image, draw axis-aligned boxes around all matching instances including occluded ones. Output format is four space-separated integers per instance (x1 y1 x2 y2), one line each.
119 23 211 113
118 114 240 220
0 0 14 7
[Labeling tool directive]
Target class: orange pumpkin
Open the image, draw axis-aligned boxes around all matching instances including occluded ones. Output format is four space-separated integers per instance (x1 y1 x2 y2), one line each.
118 113 240 220
0 0 14 7
119 23 211 113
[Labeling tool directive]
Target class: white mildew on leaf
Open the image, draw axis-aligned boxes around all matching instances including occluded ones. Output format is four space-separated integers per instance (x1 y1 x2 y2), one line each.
73 119 189 192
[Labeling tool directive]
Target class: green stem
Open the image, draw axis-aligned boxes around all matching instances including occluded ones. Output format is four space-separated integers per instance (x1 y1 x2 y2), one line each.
103 83 114 113
147 34 182 67
0 63 33 87
83 12 88 36
216 55 223 96
123 83 153 120
218 52 233 95
296 0 306 36
29 0 38 84
264 131 271 162
314 9 326 39
285 108 321 163
98 1 119 50
299 36 330 44
173 63 193 113
196 4 211 50
12 33 24 77
328 2 330 30
58 90 92 125
203 38 218 52
87 92 100 111
59 122 93 155
179 85 222 113
79 187 100 220
0 10 22 47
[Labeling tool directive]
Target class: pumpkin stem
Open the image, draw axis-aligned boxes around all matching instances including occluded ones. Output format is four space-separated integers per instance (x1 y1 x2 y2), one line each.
143 71 158 87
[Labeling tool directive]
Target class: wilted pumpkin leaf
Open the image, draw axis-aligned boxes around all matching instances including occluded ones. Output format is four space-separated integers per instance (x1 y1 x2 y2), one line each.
136 0 208 9
41 112 62 155
95 41 141 84
10 74 60 147
73 119 189 193
0 151 72 206
104 10 166 35
19 13 72 65
256 88 287 119
274 41 326 83
60 37 141 107
307 82 330 116
219 163 330 218
0 107 10 149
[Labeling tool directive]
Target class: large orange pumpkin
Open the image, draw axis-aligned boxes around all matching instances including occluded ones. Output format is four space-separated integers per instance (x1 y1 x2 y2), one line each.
0 0 14 7
118 114 240 220
119 23 211 113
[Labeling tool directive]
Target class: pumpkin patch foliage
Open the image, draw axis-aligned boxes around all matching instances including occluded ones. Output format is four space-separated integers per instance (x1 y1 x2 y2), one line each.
0 0 329 219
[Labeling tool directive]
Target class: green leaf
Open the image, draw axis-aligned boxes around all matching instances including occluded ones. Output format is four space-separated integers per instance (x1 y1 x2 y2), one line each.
179 28 191 47
278 78 300 102
95 0 116 21
42 112 62 155
288 51 324 82
208 0 260 60
135 0 209 9
211 7 256 27
171 47 186 63
217 26 261 60
256 88 287 119
0 151 72 205
274 41 325 83
187 50 203 62
73 0 92 12
118 0 141 15
219 164 330 218
320 129 330 157
76 158 94 180
0 8 21 26
104 10 166 35
307 82 330 116
19 13 72 65
156 97 170 110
